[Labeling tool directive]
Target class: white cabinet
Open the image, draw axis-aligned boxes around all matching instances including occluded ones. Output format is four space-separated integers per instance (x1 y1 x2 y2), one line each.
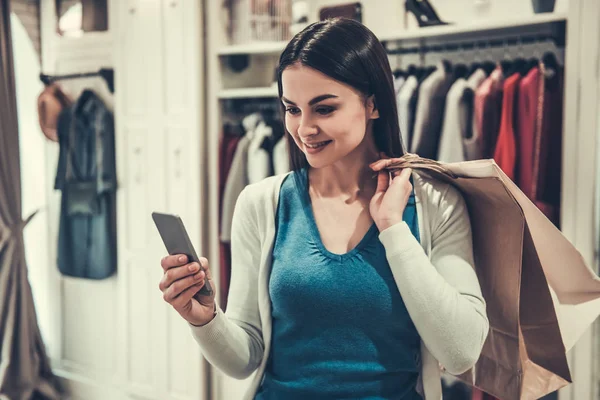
113 0 207 399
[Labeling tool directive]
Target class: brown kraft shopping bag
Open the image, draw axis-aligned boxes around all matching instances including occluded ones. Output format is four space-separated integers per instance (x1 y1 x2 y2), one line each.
376 154 600 400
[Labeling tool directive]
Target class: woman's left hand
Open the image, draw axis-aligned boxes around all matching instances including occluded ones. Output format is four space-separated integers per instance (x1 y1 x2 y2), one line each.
369 157 412 232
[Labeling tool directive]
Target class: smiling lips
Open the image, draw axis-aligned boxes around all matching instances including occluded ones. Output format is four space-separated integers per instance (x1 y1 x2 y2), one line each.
304 140 332 149
303 140 332 154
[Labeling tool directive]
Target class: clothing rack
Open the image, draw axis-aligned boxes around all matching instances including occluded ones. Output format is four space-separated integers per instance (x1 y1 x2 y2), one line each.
222 96 282 121
384 33 563 56
39 68 114 93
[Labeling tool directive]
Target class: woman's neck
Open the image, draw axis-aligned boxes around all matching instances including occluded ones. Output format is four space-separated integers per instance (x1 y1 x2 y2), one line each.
308 150 379 201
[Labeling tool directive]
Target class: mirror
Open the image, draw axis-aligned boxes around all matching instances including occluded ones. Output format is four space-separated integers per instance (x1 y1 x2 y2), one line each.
56 0 108 37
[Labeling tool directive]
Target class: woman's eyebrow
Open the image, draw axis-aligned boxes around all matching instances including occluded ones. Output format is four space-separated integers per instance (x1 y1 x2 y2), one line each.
281 94 339 106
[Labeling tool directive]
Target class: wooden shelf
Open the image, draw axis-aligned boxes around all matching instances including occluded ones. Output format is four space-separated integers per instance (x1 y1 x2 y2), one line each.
379 12 567 43
217 86 279 99
217 41 288 56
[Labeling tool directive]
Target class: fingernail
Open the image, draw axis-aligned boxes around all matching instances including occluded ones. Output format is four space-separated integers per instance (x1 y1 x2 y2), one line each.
194 272 202 280
179 255 186 262
189 263 198 272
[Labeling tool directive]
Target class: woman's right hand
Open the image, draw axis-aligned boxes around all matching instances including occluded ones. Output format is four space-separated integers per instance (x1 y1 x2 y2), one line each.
159 255 216 326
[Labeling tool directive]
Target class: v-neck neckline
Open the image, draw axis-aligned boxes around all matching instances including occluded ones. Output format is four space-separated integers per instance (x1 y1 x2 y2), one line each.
296 168 378 262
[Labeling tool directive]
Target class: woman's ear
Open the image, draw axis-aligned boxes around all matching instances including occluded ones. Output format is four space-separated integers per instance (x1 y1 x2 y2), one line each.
367 95 380 120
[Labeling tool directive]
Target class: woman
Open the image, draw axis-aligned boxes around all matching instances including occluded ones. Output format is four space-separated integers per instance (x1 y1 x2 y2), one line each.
158 18 488 400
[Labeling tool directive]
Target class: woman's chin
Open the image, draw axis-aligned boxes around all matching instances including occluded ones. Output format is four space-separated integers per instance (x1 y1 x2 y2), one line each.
305 155 329 169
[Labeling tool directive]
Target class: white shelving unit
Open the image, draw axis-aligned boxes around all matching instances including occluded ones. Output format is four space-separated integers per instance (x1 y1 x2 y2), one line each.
204 3 598 400
214 14 568 56
378 12 567 42
217 86 278 99
217 41 288 56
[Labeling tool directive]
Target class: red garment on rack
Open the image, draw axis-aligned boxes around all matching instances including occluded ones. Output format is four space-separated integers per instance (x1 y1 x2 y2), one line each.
471 389 483 400
535 64 564 227
515 64 563 226
474 66 505 158
471 389 499 400
494 73 522 180
516 66 542 199
219 131 242 310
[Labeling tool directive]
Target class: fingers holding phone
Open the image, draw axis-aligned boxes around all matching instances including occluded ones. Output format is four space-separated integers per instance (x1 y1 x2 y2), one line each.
159 254 216 326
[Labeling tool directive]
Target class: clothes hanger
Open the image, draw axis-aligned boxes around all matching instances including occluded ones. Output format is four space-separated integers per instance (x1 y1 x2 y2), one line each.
407 64 419 78
453 63 469 80
475 41 496 75
468 42 484 76
451 44 470 80
507 37 528 76
524 38 542 73
541 38 560 77
441 58 453 74
498 39 515 77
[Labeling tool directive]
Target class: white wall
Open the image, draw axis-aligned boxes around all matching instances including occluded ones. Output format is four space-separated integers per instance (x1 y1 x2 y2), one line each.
12 10 53 358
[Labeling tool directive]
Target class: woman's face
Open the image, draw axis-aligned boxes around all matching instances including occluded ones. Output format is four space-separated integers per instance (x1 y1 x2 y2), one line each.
281 64 379 169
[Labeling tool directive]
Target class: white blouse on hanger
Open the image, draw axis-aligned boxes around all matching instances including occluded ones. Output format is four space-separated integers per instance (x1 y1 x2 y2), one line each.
397 75 419 152
273 135 290 175
246 121 271 185
463 69 488 161
220 112 262 242
438 77 470 163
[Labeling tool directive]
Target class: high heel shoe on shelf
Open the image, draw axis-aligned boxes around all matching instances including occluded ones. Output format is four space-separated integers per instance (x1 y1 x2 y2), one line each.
404 0 449 28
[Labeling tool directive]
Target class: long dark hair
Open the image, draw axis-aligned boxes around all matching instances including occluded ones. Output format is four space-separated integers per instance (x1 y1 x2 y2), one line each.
277 17 404 173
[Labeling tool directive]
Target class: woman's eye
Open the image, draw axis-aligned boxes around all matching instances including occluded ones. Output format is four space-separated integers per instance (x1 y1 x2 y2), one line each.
285 107 300 115
316 107 334 115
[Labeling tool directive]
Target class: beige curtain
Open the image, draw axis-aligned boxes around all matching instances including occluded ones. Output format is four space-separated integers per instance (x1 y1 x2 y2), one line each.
0 1 61 399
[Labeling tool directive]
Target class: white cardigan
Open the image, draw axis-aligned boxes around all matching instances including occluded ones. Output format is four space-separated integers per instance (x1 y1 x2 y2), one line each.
190 171 489 399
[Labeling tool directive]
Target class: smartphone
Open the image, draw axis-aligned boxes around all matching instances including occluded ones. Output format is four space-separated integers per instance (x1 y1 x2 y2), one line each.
152 212 213 297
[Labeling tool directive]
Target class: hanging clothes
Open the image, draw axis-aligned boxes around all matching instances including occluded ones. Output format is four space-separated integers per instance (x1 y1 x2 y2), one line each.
534 63 564 226
393 75 406 96
411 62 455 159
220 135 253 242
247 121 272 184
397 75 419 151
463 68 488 161
219 128 242 216
54 89 117 279
437 77 470 163
220 112 275 307
218 128 242 310
474 66 505 159
273 135 291 175
37 83 72 142
219 132 251 309
516 65 542 200
493 72 522 180
471 388 484 400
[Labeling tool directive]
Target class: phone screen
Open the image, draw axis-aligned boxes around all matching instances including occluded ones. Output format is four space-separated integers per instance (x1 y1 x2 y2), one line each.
152 212 213 297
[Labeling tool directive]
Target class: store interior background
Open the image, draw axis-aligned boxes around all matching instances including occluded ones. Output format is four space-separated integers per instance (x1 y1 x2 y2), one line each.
8 0 600 399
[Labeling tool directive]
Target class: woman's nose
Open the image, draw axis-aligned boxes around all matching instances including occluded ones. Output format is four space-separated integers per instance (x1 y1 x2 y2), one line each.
297 116 318 138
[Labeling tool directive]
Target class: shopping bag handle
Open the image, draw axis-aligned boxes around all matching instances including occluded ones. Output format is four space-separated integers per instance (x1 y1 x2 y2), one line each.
375 153 458 179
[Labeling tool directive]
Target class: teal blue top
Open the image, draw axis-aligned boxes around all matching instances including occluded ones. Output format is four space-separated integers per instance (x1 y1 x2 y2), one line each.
255 169 422 400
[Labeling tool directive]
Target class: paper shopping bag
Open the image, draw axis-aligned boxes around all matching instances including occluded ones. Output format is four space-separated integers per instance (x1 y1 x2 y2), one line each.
380 154 600 400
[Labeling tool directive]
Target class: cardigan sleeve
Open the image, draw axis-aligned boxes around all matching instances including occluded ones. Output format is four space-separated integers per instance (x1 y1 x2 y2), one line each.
379 183 489 375
189 187 265 379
